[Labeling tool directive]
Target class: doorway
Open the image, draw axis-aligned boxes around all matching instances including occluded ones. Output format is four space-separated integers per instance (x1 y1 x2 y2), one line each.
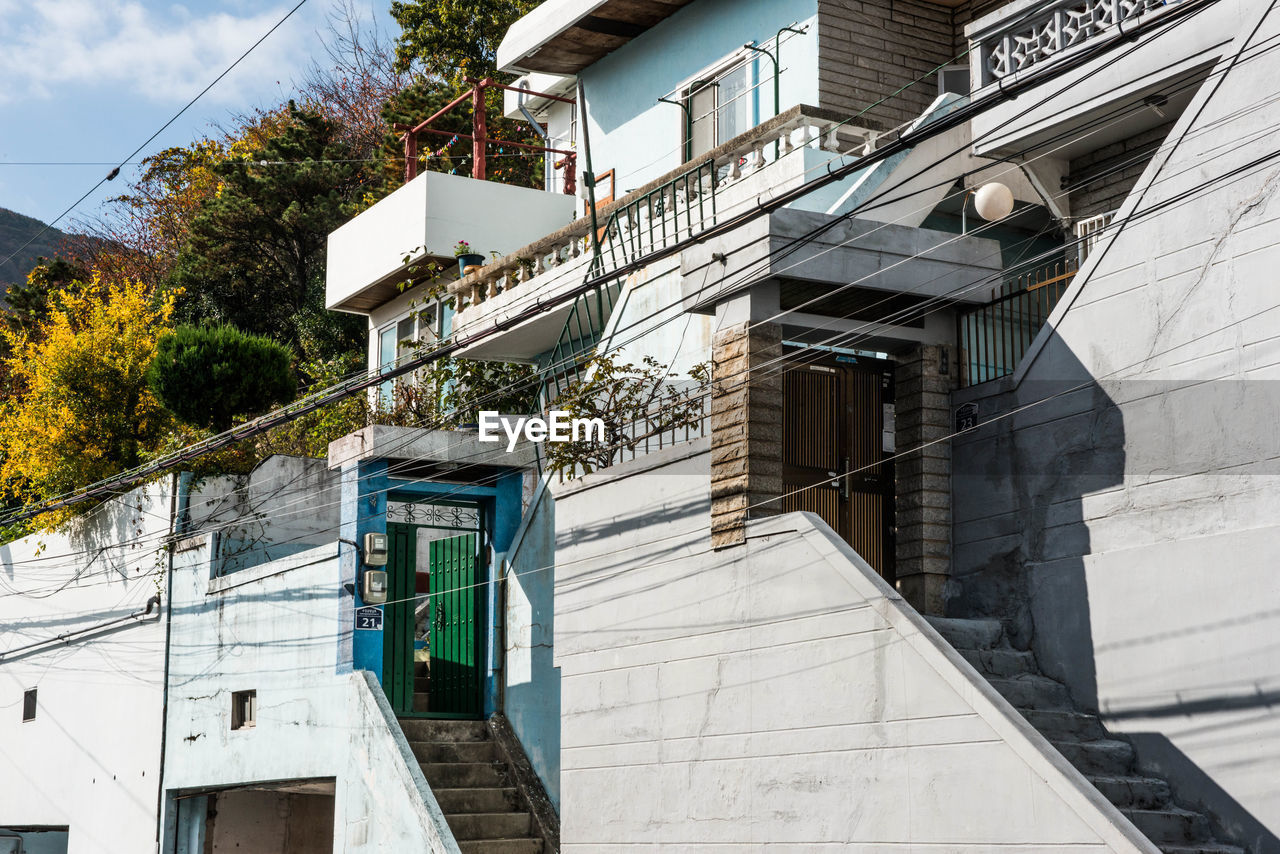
384 500 486 719
781 352 896 581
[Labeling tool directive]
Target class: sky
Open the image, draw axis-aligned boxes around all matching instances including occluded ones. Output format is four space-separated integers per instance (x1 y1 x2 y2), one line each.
0 0 395 227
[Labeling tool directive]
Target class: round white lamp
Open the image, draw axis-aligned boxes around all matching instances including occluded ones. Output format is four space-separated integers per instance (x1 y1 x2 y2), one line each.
974 182 1015 221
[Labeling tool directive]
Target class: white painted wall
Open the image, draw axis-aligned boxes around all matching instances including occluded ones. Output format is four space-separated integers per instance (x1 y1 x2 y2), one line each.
326 171 578 313
551 445 1160 852
0 483 173 854
952 4 1280 848
163 538 460 854
188 456 342 575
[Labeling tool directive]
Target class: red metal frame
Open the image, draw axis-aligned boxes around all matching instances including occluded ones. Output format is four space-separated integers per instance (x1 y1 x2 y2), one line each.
397 77 578 192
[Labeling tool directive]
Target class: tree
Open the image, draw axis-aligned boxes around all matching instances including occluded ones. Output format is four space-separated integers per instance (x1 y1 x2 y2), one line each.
389 0 539 84
377 355 540 429
168 104 366 362
0 273 174 508
3 257 90 341
543 355 711 477
148 325 297 433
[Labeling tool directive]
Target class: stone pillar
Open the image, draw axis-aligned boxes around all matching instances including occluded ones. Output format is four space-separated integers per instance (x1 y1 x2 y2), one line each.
894 344 956 615
710 321 784 549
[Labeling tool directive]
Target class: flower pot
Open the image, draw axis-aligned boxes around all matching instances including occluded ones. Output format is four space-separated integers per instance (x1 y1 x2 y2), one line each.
457 254 486 276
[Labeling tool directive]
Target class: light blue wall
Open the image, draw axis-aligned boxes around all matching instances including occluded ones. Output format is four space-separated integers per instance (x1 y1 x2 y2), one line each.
502 481 560 807
581 0 819 193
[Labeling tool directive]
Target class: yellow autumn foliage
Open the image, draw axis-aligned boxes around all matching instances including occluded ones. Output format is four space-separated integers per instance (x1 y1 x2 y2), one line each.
0 273 175 510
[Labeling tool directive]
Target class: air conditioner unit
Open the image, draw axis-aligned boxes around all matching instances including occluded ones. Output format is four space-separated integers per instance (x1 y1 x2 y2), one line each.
939 66 971 97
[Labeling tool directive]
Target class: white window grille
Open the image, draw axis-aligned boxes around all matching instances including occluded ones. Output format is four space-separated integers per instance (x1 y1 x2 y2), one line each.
1075 210 1116 264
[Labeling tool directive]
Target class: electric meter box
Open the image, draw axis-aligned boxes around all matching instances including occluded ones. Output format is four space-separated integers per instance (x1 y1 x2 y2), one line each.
363 532 389 566
362 569 389 605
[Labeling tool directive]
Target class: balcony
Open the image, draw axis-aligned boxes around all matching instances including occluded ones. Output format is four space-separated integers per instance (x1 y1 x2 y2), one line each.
325 170 577 314
966 0 1232 157
447 104 880 362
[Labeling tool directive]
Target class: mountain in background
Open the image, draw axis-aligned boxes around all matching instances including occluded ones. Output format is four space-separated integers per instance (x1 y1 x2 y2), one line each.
0 207 78 288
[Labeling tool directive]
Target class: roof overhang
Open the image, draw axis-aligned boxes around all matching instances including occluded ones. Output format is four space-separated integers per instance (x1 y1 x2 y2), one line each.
497 0 696 75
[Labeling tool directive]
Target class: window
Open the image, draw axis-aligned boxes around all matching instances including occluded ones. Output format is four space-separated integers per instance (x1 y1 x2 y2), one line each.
686 57 758 159
21 688 36 722
231 690 256 730
377 307 444 409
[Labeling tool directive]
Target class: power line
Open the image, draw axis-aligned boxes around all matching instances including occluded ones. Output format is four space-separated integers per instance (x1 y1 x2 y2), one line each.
0 0 311 273
6 0 1214 529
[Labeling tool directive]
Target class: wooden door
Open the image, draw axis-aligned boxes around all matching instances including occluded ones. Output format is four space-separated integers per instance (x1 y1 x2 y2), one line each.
781 356 895 580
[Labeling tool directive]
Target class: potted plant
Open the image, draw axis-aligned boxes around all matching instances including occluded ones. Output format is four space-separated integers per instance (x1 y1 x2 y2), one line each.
454 240 486 277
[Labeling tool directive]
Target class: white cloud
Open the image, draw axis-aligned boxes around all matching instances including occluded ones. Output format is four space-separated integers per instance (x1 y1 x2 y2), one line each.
0 0 318 105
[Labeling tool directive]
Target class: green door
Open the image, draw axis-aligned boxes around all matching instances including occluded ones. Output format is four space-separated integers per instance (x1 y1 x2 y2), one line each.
427 532 482 717
384 522 483 719
384 522 418 715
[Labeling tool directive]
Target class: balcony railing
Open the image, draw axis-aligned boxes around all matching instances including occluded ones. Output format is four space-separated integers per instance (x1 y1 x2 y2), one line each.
959 258 1076 386
972 0 1173 88
446 105 865 314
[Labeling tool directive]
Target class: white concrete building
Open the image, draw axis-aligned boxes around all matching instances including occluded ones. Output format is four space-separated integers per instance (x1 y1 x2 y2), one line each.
8 0 1280 851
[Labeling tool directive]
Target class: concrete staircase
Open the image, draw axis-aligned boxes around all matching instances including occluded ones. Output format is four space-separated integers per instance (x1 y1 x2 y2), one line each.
399 718 545 854
927 617 1246 854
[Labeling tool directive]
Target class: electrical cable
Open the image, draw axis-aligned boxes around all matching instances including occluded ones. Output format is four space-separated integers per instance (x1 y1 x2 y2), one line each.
0 0 312 273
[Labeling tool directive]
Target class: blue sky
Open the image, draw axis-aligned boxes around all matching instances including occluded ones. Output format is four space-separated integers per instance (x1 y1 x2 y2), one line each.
0 0 395 226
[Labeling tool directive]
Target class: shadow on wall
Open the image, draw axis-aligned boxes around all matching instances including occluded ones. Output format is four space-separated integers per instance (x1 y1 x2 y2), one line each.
1128 731 1280 854
952 337 1280 852
950 340 1124 712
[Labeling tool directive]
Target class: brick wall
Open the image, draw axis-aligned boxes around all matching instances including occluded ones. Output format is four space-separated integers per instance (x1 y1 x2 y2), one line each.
894 343 957 615
1068 121 1175 220
817 0 955 129
817 0 1012 128
709 322 783 549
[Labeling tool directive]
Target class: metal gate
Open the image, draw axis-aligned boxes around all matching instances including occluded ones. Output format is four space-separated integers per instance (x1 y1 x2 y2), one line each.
781 354 895 580
385 510 484 719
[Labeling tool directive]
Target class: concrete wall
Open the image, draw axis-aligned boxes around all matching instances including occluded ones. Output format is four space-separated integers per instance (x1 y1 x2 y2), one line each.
188 456 342 576
550 445 1162 852
580 0 820 192
951 5 1280 850
163 538 459 854
326 170 577 313
0 482 172 854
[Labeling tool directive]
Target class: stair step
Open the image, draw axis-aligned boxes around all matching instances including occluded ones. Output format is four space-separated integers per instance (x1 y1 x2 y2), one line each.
434 787 522 815
986 675 1073 709
458 839 543 854
410 740 498 764
421 761 508 789
415 677 430 692
446 811 532 840
926 616 1004 650
959 647 1038 677
1018 708 1107 741
1053 738 1136 776
1088 775 1173 810
398 718 490 742
1122 808 1212 845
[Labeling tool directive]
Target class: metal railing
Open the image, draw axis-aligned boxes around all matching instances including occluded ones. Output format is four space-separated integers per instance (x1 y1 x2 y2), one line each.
958 258 1077 386
971 0 1173 87
446 105 867 317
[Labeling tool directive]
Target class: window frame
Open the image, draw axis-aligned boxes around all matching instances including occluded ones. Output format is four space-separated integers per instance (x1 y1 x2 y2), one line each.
680 48 760 161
